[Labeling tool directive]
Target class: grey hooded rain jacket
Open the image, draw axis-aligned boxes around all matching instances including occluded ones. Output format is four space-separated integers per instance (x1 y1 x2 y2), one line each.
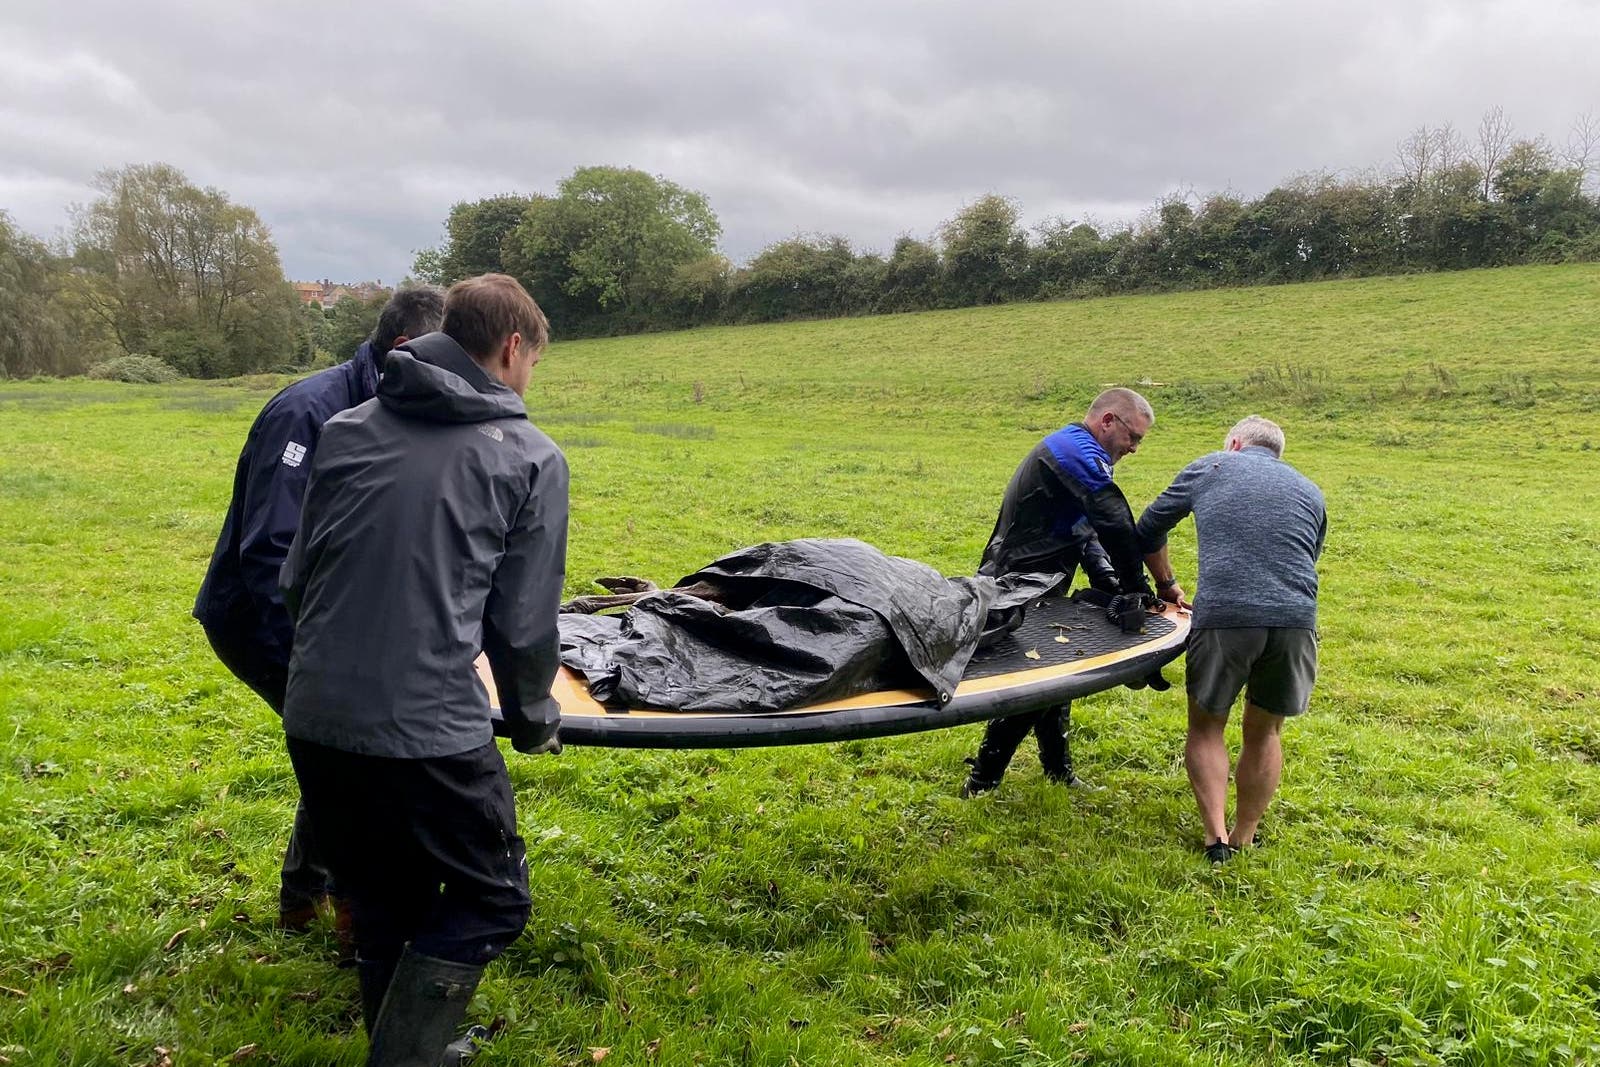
280 331 569 759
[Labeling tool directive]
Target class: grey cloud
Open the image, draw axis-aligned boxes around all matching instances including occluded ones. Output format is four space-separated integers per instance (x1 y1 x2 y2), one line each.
3 0 1596 281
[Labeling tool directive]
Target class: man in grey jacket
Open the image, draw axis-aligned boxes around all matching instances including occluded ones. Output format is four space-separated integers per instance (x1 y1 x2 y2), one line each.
1137 415 1326 864
281 274 567 1063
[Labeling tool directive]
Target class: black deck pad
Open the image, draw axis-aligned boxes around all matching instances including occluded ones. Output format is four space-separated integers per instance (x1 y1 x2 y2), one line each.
965 596 1177 680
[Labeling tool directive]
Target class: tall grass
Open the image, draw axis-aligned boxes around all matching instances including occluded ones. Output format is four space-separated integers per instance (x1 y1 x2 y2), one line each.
2 264 1598 1065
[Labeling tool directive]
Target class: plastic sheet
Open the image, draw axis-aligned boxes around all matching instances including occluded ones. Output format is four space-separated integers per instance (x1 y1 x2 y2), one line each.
558 538 1064 712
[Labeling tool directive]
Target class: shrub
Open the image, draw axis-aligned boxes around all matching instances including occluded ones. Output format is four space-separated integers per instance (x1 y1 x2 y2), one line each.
86 354 181 384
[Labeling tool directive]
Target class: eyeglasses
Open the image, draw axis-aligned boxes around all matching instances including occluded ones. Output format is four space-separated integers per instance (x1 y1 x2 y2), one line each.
1111 412 1144 446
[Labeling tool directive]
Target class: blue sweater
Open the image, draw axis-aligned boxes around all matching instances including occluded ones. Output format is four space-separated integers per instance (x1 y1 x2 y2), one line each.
1137 446 1326 630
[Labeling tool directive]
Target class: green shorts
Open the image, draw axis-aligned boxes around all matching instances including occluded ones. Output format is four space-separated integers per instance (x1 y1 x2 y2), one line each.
1186 626 1318 718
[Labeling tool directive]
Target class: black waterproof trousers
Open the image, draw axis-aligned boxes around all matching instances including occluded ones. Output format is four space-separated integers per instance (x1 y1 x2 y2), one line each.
286 736 532 967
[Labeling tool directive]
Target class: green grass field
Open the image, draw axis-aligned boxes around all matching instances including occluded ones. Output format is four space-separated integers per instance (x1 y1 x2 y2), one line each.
3 264 1599 1065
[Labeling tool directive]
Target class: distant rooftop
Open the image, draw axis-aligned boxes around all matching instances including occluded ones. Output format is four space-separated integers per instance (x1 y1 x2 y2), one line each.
292 278 391 306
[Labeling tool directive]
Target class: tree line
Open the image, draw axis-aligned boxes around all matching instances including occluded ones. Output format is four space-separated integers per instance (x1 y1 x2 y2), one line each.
3 108 1598 378
414 111 1600 337
0 163 400 380
1 165 303 379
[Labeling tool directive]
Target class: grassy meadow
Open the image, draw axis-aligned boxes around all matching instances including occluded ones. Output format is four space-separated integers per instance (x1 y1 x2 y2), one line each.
3 263 1600 1065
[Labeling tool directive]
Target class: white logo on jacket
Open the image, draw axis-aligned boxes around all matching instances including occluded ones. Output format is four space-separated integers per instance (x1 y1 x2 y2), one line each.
282 441 307 467
478 425 504 442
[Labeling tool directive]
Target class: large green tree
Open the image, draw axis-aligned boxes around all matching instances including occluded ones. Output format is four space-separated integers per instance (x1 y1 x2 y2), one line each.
74 163 297 377
878 236 942 311
324 292 387 361
1492 139 1594 256
413 194 539 285
0 212 69 377
503 166 721 329
730 235 859 321
939 195 1032 305
0 212 109 377
1033 220 1112 297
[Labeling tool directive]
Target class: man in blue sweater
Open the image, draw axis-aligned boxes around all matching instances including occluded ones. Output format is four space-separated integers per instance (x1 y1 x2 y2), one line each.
194 285 445 927
1137 415 1326 863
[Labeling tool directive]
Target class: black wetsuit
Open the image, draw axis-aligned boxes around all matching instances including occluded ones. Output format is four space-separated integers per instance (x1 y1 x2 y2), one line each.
966 423 1149 791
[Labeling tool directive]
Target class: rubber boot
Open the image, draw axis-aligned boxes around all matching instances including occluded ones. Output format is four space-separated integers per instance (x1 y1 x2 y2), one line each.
961 714 1033 796
366 948 484 1067
1036 705 1098 790
356 954 401 1035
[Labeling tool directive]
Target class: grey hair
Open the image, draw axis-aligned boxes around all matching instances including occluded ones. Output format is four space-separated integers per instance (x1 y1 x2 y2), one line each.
371 284 446 353
1086 387 1155 425
1227 414 1285 457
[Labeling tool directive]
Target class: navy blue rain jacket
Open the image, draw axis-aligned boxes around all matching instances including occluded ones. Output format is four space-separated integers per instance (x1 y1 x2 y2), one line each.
193 342 386 671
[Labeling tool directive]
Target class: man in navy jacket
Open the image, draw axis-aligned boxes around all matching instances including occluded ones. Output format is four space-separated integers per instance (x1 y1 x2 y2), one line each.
193 285 445 928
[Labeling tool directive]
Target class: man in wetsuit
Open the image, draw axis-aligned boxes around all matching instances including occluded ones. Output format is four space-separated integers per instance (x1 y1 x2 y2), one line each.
961 387 1174 796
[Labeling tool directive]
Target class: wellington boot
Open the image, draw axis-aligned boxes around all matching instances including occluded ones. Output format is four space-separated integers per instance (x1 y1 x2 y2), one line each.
960 756 1002 797
366 948 484 1067
1034 704 1074 781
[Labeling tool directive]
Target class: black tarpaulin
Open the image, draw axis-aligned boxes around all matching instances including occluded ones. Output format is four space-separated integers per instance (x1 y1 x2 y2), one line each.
558 538 1064 712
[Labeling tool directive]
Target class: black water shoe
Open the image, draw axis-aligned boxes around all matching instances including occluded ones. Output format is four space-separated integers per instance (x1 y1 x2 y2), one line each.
1043 767 1102 791
960 757 1001 798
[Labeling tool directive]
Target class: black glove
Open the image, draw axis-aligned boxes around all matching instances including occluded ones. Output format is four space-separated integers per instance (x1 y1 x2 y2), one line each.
1106 592 1155 633
1125 667 1173 692
1070 587 1114 608
510 721 563 756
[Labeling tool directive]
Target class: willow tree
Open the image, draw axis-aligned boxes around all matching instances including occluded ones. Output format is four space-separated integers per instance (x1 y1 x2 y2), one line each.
75 163 296 377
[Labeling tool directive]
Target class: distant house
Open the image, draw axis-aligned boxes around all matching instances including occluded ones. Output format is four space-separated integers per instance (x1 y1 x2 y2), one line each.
292 278 392 307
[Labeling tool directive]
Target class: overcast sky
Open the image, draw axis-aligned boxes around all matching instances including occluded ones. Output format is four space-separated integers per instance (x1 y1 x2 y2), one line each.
3 0 1596 283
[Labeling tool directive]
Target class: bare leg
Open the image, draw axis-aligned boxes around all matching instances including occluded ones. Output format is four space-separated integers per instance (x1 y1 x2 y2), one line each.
1184 700 1231 845
1230 702 1284 848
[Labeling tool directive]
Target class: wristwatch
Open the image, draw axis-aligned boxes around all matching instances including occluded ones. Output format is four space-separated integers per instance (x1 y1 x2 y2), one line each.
1155 575 1178 590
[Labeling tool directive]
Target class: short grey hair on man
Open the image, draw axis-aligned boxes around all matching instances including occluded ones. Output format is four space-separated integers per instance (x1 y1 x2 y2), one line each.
1227 414 1285 457
371 283 447 353
1086 387 1155 425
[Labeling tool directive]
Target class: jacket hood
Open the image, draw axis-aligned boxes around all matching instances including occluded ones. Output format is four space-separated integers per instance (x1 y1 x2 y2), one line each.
378 332 527 424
